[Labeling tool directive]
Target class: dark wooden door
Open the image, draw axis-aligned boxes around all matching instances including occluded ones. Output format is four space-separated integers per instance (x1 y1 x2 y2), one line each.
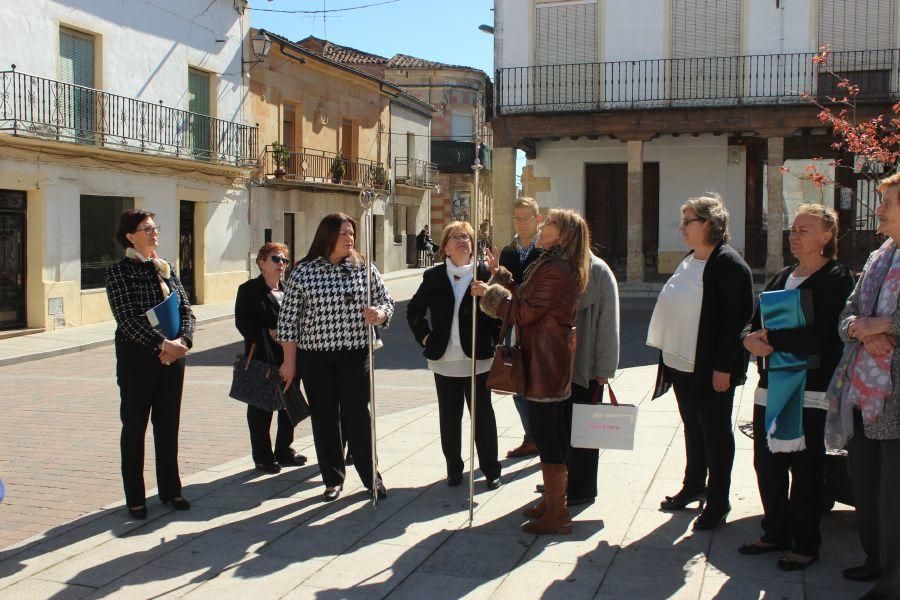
179 200 197 304
585 163 659 274
0 190 26 329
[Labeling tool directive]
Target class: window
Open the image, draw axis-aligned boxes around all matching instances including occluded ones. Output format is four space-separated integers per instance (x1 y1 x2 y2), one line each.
671 0 741 100
188 68 212 158
393 205 403 244
59 27 96 142
535 0 598 66
451 109 474 141
80 195 134 289
534 0 598 108
818 0 894 92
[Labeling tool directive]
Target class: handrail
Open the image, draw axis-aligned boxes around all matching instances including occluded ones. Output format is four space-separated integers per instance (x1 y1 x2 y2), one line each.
0 68 257 165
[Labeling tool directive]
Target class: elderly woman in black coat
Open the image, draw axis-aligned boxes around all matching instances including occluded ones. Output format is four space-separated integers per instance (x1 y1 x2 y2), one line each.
235 242 307 474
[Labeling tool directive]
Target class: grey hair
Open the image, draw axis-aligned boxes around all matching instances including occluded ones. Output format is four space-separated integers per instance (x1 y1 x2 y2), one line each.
682 192 730 244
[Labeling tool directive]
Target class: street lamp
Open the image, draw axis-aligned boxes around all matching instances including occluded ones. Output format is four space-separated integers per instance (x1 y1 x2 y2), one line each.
478 24 494 34
243 32 272 74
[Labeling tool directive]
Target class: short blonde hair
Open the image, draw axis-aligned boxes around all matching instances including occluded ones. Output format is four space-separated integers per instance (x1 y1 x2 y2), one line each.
513 197 540 216
682 193 730 245
795 203 839 259
438 221 475 261
877 172 900 195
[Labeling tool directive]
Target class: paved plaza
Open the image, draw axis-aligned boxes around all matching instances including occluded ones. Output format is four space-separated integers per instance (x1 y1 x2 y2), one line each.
0 274 872 599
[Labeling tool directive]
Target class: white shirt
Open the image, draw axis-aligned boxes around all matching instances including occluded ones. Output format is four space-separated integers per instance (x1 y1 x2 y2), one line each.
428 259 493 377
785 273 808 290
646 255 706 373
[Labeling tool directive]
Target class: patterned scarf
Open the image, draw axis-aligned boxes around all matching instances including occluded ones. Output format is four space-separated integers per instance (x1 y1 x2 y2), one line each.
825 238 897 449
515 233 539 263
521 244 565 287
126 247 172 298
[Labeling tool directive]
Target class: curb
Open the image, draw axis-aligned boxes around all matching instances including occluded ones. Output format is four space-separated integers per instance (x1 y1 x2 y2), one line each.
0 313 234 368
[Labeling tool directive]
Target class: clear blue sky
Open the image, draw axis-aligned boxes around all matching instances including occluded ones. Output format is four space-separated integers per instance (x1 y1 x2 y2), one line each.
249 0 495 75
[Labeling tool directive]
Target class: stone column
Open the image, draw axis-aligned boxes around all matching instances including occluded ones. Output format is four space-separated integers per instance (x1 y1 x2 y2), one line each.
765 136 785 278
626 140 645 282
491 146 517 248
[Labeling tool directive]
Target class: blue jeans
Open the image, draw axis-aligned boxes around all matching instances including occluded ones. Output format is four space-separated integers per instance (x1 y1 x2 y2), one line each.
513 395 532 442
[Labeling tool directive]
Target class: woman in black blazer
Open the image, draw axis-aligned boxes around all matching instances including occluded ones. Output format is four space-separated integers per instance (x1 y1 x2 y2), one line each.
235 243 306 474
648 193 753 531
739 204 854 570
407 221 502 489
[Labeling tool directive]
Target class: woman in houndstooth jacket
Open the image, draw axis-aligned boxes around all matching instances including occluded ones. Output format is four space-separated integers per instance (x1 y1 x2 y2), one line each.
277 213 394 503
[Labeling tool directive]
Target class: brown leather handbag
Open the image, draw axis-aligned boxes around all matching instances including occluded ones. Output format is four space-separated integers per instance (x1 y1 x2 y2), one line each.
486 306 526 396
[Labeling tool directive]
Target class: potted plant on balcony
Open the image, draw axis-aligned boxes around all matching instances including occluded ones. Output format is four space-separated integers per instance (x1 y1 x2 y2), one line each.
272 142 291 179
371 165 387 189
331 155 346 184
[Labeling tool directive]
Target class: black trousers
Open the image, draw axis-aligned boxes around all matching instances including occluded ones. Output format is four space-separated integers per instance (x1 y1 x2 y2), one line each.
116 340 184 507
848 410 900 595
298 349 379 489
247 405 295 465
563 381 602 499
529 400 569 465
433 372 500 480
669 368 736 511
752 403 826 556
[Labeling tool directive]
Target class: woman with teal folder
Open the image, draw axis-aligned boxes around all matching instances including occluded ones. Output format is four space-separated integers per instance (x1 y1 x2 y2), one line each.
740 203 853 570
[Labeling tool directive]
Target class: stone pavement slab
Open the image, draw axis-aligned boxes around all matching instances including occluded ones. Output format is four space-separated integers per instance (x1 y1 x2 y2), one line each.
0 360 874 599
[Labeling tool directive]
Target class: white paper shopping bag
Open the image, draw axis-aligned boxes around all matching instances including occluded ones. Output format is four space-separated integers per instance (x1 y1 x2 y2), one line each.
570 385 638 450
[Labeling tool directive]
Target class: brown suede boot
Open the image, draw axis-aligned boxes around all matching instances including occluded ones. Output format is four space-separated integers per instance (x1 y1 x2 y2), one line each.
522 463 572 535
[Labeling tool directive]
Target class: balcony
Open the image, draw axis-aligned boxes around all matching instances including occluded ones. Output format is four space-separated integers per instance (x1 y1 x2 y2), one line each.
0 69 257 165
495 49 900 115
394 157 437 189
262 145 382 188
432 140 492 174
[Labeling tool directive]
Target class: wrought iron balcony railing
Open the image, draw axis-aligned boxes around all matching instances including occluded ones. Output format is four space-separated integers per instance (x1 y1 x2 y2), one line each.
0 68 257 165
495 48 900 115
394 157 437 189
263 145 382 187
432 140 491 174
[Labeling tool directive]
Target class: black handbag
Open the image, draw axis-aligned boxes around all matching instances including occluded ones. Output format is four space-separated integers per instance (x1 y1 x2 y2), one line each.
229 330 309 425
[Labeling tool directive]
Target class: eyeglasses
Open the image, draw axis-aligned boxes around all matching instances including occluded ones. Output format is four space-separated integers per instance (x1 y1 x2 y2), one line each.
680 217 706 227
138 225 160 235
542 219 559 227
270 256 290 265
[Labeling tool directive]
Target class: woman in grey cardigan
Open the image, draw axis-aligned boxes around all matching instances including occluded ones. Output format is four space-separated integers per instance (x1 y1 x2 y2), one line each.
565 252 620 504
825 173 900 599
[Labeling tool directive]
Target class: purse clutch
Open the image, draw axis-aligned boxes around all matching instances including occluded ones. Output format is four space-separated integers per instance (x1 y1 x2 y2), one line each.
486 304 526 396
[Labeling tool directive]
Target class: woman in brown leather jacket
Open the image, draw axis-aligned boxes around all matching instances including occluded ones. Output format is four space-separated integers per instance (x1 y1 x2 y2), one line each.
473 208 590 534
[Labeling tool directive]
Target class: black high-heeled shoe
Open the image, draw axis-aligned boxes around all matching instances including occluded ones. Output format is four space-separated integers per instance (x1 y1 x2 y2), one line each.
660 486 706 510
693 504 730 531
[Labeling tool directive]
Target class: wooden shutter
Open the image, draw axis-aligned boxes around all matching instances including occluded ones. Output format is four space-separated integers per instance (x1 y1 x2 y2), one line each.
188 68 211 116
59 27 95 87
671 0 742 100
534 0 598 66
534 0 599 108
819 0 894 51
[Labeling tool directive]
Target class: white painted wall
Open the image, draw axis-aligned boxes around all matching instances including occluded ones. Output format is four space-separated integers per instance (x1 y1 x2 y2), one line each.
0 0 248 124
527 135 747 255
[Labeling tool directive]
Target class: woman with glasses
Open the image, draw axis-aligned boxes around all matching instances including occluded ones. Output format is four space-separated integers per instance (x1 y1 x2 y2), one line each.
647 193 753 531
473 209 590 535
407 221 502 490
235 243 308 475
277 213 394 502
105 210 195 520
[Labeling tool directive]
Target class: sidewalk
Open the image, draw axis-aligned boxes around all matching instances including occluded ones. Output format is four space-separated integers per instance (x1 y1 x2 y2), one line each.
0 363 869 599
0 268 426 368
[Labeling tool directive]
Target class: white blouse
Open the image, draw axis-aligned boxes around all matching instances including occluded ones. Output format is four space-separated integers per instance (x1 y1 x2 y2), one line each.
646 255 706 373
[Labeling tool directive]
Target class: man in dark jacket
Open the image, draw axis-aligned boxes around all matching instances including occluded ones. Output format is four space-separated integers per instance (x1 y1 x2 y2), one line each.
497 197 543 458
